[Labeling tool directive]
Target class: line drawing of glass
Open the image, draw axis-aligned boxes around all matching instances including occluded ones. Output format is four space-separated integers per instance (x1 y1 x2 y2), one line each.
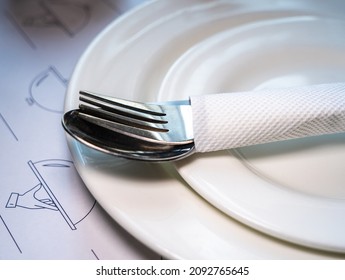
12 0 91 37
27 66 67 113
6 159 96 230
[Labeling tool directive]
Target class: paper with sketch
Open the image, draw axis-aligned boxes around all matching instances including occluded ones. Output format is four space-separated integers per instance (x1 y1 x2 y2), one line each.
0 0 159 259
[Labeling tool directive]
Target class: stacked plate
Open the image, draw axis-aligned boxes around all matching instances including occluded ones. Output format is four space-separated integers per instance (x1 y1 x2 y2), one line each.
65 0 345 259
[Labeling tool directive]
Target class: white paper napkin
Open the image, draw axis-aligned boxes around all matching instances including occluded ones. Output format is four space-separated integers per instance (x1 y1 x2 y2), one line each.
191 83 345 152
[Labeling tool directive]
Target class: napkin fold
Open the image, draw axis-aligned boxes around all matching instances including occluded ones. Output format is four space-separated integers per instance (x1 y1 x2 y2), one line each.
191 83 345 152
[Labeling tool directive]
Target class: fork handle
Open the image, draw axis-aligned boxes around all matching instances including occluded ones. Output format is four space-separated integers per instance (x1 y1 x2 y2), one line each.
190 83 345 152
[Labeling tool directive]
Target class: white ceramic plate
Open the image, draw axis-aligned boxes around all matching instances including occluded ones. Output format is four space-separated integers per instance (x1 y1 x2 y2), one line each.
65 0 345 258
160 7 345 252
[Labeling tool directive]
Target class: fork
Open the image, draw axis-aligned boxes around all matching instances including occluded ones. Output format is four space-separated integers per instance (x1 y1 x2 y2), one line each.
78 90 194 146
63 83 345 161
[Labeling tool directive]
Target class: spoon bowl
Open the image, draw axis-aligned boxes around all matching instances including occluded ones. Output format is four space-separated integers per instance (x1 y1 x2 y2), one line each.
62 110 195 162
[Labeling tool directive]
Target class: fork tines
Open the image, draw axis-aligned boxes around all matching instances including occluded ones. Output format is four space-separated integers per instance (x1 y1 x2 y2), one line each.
78 90 169 133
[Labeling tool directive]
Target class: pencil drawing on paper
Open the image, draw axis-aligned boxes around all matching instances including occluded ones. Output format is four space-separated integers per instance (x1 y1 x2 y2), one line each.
27 66 68 113
0 215 22 254
100 0 128 13
0 113 18 141
9 0 91 38
5 159 96 230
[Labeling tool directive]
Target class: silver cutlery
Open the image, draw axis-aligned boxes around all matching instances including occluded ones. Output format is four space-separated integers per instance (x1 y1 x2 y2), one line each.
62 83 345 161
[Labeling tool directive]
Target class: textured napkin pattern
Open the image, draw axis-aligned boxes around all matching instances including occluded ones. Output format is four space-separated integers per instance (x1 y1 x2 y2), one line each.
190 83 345 153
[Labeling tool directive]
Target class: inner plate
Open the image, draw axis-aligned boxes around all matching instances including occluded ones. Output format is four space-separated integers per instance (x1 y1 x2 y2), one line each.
65 0 345 258
162 15 345 251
